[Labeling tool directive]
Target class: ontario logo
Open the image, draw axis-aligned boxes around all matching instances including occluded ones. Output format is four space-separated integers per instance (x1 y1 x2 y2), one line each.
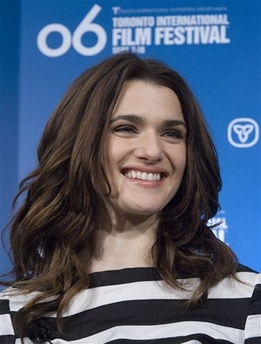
227 118 259 148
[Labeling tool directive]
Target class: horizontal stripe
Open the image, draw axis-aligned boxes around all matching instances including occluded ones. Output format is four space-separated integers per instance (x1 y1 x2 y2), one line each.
106 339 209 344
245 314 261 339
62 280 197 316
89 267 259 287
106 338 213 344
0 299 10 314
89 267 162 287
0 335 15 344
51 322 244 344
0 314 15 335
249 284 261 315
245 338 261 344
88 264 258 288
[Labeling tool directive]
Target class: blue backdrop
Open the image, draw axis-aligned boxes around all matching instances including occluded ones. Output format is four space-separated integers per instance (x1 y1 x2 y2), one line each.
1 0 260 274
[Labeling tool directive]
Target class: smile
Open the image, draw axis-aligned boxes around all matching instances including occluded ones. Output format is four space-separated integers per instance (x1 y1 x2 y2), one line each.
124 170 161 181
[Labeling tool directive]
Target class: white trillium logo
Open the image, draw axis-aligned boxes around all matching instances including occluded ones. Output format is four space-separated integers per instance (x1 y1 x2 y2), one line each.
227 118 259 148
233 124 254 143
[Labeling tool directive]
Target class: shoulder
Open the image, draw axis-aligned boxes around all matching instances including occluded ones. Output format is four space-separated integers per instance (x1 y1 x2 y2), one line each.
0 287 41 339
0 287 32 314
208 263 260 298
0 287 40 309
235 263 261 289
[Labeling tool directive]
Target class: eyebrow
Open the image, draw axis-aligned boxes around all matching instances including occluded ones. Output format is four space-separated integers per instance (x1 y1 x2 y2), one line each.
109 114 187 129
109 114 144 125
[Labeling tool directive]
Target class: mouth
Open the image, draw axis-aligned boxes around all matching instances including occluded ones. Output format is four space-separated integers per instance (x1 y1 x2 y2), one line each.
123 170 162 182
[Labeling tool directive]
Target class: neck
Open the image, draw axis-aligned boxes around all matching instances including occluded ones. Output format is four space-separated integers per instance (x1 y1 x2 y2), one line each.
91 212 159 273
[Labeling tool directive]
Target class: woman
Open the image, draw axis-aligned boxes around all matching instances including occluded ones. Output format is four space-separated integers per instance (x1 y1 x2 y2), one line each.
1 53 260 343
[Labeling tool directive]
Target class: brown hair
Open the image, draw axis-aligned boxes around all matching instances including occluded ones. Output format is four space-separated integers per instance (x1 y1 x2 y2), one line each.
3 52 237 337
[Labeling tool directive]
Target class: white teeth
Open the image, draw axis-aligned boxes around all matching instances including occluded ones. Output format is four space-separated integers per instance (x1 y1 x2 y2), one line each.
124 170 161 181
148 173 153 181
141 172 147 180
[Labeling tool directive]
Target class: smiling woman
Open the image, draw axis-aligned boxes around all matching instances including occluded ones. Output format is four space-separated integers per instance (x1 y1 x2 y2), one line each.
0 53 260 344
102 81 186 220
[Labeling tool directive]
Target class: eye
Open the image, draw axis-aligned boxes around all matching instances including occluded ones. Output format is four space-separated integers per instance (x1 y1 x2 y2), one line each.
111 125 138 135
115 125 136 132
162 129 184 142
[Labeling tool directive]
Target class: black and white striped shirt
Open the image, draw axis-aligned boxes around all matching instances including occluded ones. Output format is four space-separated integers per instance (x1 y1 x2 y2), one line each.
0 264 260 343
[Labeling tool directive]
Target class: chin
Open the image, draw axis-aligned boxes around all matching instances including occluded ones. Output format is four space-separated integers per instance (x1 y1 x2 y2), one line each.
125 205 164 217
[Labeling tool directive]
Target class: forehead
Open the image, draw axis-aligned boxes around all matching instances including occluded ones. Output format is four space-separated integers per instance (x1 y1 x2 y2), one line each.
112 80 183 120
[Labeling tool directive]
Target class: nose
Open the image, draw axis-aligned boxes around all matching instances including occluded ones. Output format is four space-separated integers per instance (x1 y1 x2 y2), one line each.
134 131 164 163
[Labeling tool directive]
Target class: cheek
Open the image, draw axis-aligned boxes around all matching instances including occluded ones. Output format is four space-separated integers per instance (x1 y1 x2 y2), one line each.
106 136 130 169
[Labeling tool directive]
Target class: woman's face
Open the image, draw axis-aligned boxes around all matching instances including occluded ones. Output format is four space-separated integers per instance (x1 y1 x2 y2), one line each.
103 80 187 219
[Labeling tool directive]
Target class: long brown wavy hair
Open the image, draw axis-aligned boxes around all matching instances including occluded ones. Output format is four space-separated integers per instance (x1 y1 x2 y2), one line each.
2 52 237 337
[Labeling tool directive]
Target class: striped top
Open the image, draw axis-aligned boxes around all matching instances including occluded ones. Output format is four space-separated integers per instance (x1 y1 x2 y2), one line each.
0 264 260 343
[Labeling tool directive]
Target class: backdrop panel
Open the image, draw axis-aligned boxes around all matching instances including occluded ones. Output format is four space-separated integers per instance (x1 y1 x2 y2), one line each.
1 0 260 274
